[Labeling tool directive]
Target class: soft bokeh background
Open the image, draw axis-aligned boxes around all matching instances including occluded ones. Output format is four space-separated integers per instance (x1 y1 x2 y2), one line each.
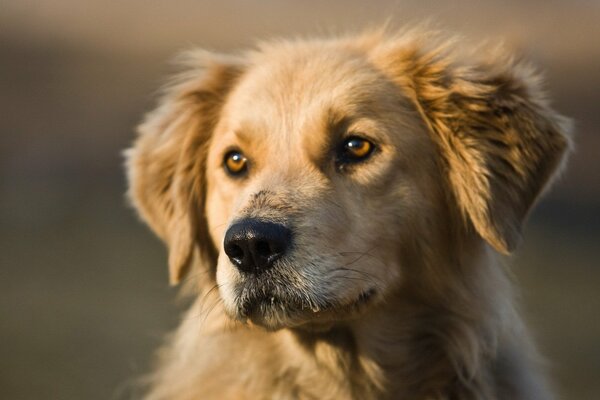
1 1 598 399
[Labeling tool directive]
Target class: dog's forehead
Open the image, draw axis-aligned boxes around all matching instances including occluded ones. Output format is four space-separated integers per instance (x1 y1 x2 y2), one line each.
220 44 393 150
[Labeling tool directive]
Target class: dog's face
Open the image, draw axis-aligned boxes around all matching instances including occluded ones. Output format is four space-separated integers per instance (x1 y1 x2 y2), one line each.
206 48 438 329
127 33 570 331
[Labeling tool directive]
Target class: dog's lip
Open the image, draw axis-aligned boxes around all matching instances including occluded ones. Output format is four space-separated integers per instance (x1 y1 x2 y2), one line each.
237 287 377 321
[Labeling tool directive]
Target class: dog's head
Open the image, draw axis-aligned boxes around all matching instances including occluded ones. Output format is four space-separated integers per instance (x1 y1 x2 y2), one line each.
127 32 571 331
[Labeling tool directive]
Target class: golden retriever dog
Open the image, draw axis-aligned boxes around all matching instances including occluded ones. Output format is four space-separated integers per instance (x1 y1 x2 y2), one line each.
126 28 571 399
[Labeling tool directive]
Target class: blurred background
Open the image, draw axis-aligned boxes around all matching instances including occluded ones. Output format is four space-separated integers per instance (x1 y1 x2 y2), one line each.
1 1 598 399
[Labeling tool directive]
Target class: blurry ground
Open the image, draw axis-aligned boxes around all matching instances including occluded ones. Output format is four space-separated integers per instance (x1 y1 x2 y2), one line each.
1 1 599 399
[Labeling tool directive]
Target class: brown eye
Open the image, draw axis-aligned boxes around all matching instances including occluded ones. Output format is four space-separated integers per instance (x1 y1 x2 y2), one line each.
224 150 248 176
339 136 374 163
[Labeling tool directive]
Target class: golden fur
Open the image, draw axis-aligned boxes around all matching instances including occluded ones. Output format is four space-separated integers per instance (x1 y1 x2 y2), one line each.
126 29 571 399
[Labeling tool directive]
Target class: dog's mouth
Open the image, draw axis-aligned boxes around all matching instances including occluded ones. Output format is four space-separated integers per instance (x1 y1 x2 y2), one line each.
232 286 377 330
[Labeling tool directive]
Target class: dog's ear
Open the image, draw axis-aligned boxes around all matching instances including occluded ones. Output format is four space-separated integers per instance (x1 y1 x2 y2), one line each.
126 51 243 284
372 37 572 253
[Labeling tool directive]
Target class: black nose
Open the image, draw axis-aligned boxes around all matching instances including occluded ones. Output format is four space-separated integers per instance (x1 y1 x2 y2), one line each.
223 219 292 274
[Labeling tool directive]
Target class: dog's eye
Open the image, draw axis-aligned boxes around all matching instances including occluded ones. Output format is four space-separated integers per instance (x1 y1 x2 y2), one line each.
338 137 375 164
224 150 248 176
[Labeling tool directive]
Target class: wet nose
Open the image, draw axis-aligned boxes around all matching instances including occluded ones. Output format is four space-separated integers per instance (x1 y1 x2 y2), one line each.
223 219 292 274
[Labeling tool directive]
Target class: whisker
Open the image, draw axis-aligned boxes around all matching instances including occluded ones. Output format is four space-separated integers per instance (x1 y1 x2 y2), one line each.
182 282 225 321
179 267 213 285
200 296 225 326
329 266 384 292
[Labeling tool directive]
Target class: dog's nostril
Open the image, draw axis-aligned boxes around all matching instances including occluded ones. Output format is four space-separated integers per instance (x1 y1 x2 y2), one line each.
255 240 272 257
226 243 244 259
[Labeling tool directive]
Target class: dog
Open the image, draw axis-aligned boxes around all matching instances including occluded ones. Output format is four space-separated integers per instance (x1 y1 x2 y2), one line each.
126 28 571 399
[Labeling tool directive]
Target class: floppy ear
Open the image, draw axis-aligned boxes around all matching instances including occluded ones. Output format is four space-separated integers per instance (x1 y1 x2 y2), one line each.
373 38 572 253
126 51 243 284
